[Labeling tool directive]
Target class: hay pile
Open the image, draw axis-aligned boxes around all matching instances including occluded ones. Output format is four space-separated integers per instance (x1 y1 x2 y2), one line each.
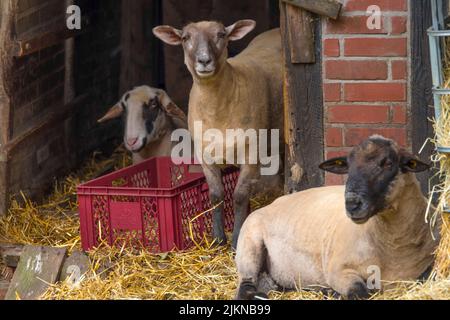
0 147 447 300
429 35 450 280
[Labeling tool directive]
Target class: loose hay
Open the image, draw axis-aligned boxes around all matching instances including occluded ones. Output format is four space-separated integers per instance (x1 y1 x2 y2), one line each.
1 142 450 299
428 35 450 280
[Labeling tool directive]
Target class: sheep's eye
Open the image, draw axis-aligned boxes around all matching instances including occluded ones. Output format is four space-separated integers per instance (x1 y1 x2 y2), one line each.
380 158 392 168
150 101 158 109
182 34 190 42
217 32 226 39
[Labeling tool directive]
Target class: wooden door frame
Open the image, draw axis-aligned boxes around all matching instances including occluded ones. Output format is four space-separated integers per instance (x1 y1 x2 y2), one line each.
280 2 324 193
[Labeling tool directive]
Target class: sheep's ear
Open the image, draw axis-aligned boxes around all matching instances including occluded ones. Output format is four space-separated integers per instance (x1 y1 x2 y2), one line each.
319 157 349 175
154 90 188 129
399 151 430 173
226 20 256 41
98 104 124 123
153 25 183 45
164 102 188 129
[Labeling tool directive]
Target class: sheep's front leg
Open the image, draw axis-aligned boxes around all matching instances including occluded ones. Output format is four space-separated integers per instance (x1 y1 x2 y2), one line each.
232 165 258 249
203 164 226 245
328 269 370 300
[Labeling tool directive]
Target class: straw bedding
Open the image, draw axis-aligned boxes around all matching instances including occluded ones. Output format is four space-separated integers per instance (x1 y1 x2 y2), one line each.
0 143 447 300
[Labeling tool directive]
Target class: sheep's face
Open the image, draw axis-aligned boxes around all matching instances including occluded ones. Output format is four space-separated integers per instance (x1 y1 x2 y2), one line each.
98 87 168 154
319 136 430 224
123 93 167 153
153 20 256 79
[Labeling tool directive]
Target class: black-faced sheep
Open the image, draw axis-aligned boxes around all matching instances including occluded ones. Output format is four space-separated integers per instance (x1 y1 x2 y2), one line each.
235 135 440 300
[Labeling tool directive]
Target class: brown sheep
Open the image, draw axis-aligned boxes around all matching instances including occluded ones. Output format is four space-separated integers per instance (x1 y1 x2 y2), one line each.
153 21 285 248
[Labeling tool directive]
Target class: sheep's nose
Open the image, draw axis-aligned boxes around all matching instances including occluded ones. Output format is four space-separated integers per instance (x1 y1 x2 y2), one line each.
127 138 138 147
345 194 363 213
197 56 212 66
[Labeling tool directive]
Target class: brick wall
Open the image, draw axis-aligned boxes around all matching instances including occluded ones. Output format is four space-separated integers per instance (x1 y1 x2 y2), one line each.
323 0 409 185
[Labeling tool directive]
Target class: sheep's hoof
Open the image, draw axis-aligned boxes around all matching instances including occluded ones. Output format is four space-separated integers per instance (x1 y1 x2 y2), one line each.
236 282 268 300
345 282 370 300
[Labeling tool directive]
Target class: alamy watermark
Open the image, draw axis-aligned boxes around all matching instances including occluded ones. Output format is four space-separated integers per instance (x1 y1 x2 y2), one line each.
171 121 281 176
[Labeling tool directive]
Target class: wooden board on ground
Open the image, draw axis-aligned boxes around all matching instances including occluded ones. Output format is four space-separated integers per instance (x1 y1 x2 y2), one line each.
5 246 67 300
0 243 24 268
60 250 90 285
0 280 10 300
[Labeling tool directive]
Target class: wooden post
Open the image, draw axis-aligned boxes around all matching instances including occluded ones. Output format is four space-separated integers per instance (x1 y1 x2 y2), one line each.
286 4 315 63
281 1 325 192
282 0 342 20
120 0 162 94
410 0 435 193
0 0 16 216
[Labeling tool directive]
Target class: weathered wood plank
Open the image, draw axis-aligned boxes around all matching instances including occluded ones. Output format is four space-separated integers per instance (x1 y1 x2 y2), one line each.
411 0 435 194
59 250 90 285
0 243 24 268
0 280 10 300
281 1 325 192
5 246 67 300
3 94 89 154
282 0 342 20
286 3 315 64
0 0 16 217
120 0 163 94
12 17 91 57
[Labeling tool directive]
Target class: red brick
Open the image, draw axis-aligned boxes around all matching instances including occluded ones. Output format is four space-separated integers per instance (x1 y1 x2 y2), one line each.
328 105 389 124
326 127 343 147
325 60 388 80
325 173 345 186
345 127 407 147
326 16 387 34
324 83 341 102
392 104 407 124
324 39 340 57
345 0 407 12
392 60 407 80
326 150 350 159
391 16 407 34
344 83 406 102
345 38 407 57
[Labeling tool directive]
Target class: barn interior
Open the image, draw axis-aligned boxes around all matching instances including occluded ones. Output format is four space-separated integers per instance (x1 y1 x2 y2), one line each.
0 0 280 214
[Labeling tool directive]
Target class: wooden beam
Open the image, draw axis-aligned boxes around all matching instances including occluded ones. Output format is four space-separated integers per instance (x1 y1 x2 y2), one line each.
5 246 67 300
12 17 91 58
410 0 435 194
282 0 342 20
286 3 315 63
281 1 325 192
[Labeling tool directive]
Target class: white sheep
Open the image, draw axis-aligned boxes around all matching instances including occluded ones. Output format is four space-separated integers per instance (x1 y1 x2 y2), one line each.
153 20 285 249
98 86 188 164
235 135 440 300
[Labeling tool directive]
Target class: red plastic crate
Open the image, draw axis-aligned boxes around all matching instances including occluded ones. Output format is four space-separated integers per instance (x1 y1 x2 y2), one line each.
77 157 238 252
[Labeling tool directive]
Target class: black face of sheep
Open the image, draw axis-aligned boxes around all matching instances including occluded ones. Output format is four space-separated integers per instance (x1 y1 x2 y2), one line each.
319 136 430 224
